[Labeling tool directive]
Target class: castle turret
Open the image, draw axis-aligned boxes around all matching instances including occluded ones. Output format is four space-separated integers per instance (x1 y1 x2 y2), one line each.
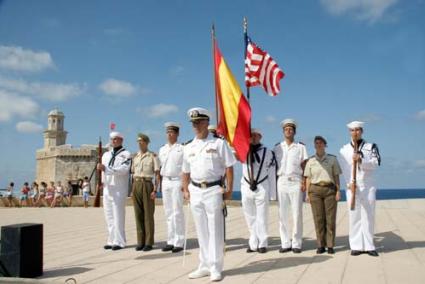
43 109 68 148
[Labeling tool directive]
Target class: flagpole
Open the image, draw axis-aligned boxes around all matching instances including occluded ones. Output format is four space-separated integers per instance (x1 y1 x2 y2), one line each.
212 23 219 127
243 17 250 103
244 16 255 188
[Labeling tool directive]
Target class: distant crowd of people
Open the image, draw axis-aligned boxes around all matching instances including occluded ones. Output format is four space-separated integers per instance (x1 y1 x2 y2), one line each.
2 176 92 208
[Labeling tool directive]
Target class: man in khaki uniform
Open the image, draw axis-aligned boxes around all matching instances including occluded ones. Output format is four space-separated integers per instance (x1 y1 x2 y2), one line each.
304 136 342 254
131 133 160 251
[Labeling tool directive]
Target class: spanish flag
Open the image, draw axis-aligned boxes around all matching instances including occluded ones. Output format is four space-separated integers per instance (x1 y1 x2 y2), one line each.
214 38 251 163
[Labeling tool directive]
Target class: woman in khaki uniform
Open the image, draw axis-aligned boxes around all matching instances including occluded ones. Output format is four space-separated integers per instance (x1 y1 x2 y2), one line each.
304 136 342 254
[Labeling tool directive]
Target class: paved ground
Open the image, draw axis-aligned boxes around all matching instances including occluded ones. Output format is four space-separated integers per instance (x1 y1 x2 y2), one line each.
1 199 425 284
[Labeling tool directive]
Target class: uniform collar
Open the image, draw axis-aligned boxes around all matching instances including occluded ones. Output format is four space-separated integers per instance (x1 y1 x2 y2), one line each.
283 140 296 148
315 153 327 162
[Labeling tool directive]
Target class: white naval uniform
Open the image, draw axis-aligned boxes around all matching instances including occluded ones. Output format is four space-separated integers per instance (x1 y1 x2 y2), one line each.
339 140 380 251
159 142 185 248
273 141 308 249
182 134 236 275
241 144 276 250
102 147 131 248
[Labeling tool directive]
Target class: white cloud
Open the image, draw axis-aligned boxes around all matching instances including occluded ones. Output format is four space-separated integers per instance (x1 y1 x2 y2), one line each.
103 28 131 36
0 45 55 72
169 65 185 77
0 90 39 122
16 121 43 133
265 115 277 123
359 113 381 122
415 109 425 120
0 75 85 102
141 103 179 118
99 78 137 97
415 160 425 169
320 0 398 22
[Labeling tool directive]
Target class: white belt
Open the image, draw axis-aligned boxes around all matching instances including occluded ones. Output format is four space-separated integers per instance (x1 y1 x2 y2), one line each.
162 176 181 181
278 176 301 182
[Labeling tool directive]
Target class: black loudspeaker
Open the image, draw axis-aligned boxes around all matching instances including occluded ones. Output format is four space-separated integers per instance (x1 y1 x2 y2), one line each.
0 223 43 277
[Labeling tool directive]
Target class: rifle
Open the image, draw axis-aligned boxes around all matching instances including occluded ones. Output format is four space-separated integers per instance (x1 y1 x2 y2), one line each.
350 140 358 211
94 137 102 207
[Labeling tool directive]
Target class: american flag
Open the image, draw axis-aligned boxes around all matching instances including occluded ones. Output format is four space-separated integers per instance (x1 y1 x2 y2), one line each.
245 38 285 96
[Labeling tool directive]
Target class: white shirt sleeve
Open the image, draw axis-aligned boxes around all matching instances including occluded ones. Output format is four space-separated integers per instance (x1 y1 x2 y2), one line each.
301 144 308 161
220 140 236 168
182 144 191 174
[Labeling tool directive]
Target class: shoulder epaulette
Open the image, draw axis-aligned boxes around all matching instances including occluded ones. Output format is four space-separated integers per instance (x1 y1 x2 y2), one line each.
298 141 305 145
183 139 193 145
274 142 280 146
327 154 336 157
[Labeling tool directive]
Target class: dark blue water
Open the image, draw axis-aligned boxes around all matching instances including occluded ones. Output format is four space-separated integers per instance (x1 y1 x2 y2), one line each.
229 189 425 201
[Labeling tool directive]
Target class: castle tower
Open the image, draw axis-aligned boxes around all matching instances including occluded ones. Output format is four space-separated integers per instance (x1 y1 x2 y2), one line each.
43 109 68 148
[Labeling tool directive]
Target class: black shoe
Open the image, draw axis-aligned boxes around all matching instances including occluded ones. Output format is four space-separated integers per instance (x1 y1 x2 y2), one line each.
143 245 153 251
135 245 145 251
172 247 183 253
327 248 335 254
162 245 174 252
351 250 362 256
111 245 123 251
292 248 302 254
316 247 326 254
246 248 256 253
104 245 113 250
258 247 267 254
367 250 379 257
279 247 292 253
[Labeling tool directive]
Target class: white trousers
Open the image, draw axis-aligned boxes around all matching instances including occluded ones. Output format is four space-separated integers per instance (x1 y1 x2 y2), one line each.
103 190 127 247
346 186 376 251
189 184 224 275
162 179 185 247
241 183 269 250
277 180 303 249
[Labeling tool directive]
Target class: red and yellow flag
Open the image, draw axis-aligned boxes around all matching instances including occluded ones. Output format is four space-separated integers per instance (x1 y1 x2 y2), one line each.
214 39 251 163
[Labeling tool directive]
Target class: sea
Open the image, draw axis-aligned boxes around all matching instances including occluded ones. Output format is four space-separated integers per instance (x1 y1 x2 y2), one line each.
2 188 425 201
229 188 425 201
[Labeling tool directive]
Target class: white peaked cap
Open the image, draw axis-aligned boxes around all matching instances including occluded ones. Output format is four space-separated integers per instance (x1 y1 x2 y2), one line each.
251 128 262 136
280 118 297 128
164 122 180 129
109 131 124 139
187 107 211 121
347 121 365 129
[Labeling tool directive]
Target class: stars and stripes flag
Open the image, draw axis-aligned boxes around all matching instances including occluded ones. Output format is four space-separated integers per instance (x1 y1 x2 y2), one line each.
245 37 285 96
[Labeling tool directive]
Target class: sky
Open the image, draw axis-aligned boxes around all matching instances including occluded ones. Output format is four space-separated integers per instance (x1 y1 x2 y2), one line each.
0 0 424 190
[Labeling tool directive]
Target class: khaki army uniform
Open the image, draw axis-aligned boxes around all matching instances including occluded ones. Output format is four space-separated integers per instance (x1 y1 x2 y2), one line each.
131 151 160 246
304 153 342 248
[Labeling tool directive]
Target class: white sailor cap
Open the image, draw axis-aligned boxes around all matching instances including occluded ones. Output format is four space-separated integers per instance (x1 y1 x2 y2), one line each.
164 122 180 131
280 118 297 129
109 131 124 139
187 107 211 121
347 121 364 130
208 124 217 131
251 128 262 136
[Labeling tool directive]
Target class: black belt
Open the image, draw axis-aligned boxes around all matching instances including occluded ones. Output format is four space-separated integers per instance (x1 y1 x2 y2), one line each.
191 180 222 189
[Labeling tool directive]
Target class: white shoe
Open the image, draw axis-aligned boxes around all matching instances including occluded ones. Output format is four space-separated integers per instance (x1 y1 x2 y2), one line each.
210 272 222 282
188 269 210 279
